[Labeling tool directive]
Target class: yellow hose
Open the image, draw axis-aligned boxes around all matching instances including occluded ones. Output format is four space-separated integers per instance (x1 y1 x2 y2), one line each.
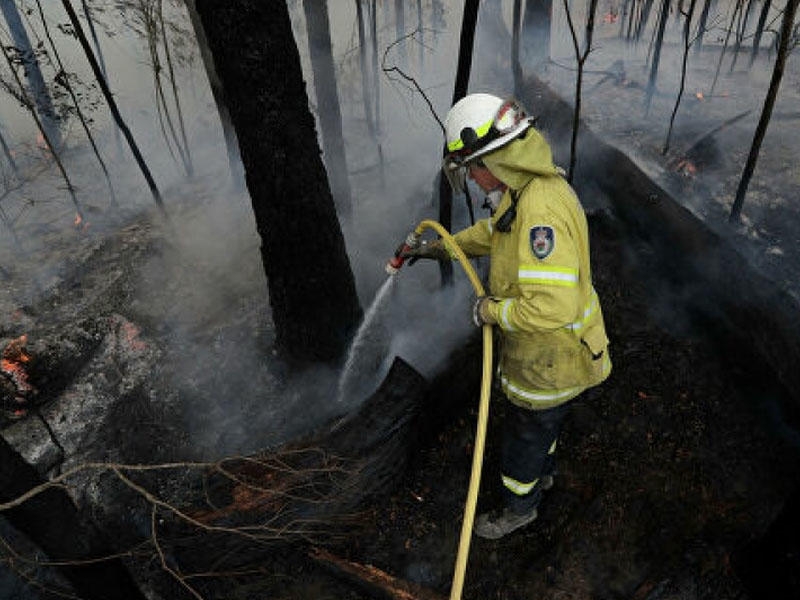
413 220 492 600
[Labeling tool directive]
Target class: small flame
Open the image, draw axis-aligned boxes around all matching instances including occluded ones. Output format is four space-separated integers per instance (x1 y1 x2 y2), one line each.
675 159 698 177
74 213 82 227
603 12 618 24
1 334 34 396
696 92 704 101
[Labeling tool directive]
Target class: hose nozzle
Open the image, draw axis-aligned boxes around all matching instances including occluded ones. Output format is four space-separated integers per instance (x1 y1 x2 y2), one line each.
385 230 421 275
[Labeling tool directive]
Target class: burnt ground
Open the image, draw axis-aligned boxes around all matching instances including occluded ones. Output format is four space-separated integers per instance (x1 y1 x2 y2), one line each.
317 210 800 600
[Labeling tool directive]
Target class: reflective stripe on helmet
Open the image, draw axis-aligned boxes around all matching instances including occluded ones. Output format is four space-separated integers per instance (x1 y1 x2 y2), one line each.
447 116 494 153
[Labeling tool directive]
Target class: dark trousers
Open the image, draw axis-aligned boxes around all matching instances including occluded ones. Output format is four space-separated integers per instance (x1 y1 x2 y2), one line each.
502 399 572 514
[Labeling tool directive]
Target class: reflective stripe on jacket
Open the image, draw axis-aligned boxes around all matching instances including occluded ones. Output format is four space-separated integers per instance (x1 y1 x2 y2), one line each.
452 128 611 409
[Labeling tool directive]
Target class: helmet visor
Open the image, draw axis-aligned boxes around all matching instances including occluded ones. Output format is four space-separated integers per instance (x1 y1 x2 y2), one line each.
442 155 467 194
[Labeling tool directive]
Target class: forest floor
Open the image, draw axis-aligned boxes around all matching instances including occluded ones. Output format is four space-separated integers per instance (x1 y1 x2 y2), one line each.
309 210 800 600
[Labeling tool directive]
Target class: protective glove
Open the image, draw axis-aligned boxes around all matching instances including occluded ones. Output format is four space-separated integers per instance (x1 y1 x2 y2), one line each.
472 296 498 327
400 239 451 264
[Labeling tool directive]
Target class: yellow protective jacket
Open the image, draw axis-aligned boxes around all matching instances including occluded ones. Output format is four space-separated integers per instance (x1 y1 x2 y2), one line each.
452 127 611 409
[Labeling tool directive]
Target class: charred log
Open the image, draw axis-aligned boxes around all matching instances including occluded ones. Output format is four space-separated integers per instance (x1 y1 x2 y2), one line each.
310 546 446 600
158 358 428 577
0 437 146 600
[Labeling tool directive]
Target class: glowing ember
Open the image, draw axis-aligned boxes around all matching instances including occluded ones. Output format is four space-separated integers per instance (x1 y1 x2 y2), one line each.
74 213 82 227
1 335 35 418
603 12 618 23
674 159 698 178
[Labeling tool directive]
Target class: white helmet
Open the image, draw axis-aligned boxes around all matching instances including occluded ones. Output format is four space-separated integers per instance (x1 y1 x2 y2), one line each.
442 93 532 192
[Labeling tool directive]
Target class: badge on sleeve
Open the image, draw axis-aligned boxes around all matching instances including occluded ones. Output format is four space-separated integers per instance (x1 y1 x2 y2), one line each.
530 226 555 259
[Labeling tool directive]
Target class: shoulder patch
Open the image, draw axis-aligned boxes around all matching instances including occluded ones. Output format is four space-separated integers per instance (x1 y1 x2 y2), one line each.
530 226 555 260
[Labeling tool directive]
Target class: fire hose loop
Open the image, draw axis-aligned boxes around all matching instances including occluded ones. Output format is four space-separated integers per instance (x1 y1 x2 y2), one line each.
412 220 492 600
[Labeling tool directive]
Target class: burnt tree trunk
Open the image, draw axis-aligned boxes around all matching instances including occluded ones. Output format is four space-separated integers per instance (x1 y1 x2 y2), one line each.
663 0 699 154
512 0 523 94
302 0 353 215
439 0 480 285
184 0 244 186
193 0 362 365
695 0 713 51
0 437 146 600
523 0 552 66
730 0 800 223
0 0 60 148
644 0 671 114
749 0 772 66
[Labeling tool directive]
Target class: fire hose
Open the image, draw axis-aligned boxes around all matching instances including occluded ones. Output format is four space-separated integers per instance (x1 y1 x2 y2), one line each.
387 219 492 600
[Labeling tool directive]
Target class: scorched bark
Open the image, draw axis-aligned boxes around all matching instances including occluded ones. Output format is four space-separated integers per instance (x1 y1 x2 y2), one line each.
193 0 362 365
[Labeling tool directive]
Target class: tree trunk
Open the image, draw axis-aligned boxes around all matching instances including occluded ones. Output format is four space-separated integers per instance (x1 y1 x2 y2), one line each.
663 0 698 154
184 0 244 187
635 0 656 42
302 0 353 215
694 0 713 52
439 0 480 285
749 0 772 66
523 0 552 66
61 0 165 213
0 0 60 148
81 0 122 154
0 437 146 600
355 0 376 139
193 0 362 365
512 0 523 94
730 0 756 71
730 0 800 223
644 0 670 115
394 0 406 62
711 0 742 95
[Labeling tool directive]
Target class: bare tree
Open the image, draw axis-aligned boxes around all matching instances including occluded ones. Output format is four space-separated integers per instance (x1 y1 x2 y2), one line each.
644 0 671 115
0 0 61 148
61 0 166 214
564 0 600 182
523 0 553 66
730 0 800 223
356 0 376 140
730 0 757 71
695 0 714 51
438 0 480 284
81 0 123 153
0 37 84 221
512 0 523 95
302 0 353 215
711 0 744 95
34 0 118 207
663 0 699 154
750 0 774 65
184 0 243 185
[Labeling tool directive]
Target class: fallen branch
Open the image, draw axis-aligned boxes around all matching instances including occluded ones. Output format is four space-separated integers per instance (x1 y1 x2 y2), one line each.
309 546 446 600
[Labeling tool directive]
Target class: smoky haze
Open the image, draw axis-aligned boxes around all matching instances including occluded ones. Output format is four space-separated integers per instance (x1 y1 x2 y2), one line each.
3 0 791 459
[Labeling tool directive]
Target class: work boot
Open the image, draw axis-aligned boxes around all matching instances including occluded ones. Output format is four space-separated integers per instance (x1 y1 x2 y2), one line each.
474 506 538 540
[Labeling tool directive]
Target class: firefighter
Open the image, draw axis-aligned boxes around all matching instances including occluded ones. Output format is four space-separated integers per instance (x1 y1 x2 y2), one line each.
405 93 612 539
